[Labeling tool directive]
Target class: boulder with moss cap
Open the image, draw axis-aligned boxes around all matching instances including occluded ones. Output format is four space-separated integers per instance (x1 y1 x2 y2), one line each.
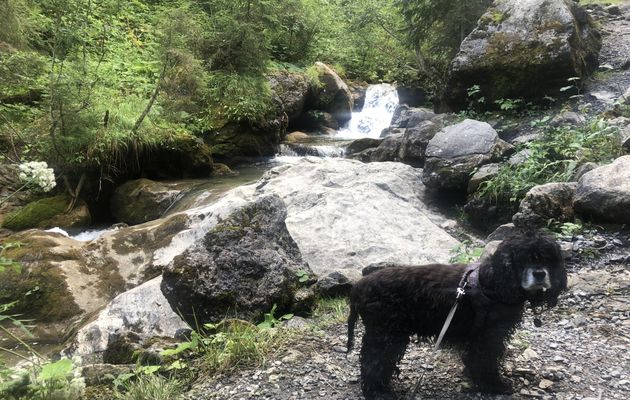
445 0 601 110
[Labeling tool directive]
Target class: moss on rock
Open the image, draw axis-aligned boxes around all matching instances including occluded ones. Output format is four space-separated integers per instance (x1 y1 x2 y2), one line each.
1 195 90 231
0 236 81 322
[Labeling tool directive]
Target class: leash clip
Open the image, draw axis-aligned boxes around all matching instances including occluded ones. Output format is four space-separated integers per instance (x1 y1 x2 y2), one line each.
456 282 467 299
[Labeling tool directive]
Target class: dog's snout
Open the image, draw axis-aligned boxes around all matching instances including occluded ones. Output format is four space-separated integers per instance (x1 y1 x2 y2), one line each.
533 270 547 280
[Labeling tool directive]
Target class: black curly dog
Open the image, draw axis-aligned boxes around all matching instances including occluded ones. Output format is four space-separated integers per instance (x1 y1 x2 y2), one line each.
347 231 567 399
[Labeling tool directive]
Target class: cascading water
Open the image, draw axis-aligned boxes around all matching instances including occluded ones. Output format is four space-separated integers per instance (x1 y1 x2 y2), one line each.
336 83 399 139
273 83 398 162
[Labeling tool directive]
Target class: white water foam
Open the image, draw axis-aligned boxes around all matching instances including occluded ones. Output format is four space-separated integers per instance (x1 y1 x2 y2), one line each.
336 83 399 139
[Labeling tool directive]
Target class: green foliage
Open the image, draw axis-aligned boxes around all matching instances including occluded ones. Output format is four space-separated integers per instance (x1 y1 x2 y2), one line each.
551 221 584 237
398 0 493 85
257 304 293 329
205 72 273 128
168 320 285 375
449 241 484 264
475 118 623 205
296 269 310 283
311 297 348 326
113 373 183 400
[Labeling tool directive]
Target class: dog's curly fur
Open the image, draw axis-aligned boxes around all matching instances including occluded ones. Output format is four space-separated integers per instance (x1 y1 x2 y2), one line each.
347 231 567 399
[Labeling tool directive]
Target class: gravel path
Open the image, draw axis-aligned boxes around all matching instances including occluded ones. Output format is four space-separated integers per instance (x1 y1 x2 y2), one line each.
184 230 629 400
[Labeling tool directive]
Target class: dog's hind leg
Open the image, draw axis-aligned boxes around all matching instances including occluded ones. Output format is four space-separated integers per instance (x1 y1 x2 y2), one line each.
360 327 409 400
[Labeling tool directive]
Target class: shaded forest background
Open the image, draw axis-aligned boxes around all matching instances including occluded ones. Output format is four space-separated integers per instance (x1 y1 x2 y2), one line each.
0 0 490 177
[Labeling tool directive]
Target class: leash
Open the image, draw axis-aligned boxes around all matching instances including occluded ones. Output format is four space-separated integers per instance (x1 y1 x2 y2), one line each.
433 267 475 351
408 264 478 399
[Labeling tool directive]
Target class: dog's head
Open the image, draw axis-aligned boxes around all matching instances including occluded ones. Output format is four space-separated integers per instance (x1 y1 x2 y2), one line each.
480 231 567 307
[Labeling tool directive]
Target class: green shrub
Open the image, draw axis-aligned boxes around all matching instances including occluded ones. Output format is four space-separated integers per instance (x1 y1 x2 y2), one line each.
206 72 273 128
475 118 623 205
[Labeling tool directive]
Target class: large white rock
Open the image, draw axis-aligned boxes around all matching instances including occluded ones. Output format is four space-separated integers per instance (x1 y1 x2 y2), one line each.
66 277 189 359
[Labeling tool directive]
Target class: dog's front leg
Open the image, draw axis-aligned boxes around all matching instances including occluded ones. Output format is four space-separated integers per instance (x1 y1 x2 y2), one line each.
462 325 513 394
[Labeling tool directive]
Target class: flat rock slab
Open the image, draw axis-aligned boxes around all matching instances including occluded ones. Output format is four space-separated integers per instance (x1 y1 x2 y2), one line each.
160 158 460 283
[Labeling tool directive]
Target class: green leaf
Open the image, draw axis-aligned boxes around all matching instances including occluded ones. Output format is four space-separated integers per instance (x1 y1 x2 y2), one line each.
39 359 73 381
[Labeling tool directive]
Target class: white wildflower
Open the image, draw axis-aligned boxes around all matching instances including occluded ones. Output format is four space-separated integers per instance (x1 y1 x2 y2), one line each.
17 161 56 192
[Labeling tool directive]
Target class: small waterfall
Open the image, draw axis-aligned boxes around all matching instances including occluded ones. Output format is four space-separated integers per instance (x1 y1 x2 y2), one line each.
337 84 399 139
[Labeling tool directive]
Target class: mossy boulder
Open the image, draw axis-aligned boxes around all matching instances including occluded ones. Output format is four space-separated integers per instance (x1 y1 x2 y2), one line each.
309 62 354 125
1 195 90 231
110 179 185 226
445 0 601 110
268 71 309 123
208 122 283 163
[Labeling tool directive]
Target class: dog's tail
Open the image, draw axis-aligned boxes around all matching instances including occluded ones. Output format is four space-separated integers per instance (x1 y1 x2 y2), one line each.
347 302 358 353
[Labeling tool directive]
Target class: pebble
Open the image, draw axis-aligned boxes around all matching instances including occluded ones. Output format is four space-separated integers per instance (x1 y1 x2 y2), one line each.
539 379 554 390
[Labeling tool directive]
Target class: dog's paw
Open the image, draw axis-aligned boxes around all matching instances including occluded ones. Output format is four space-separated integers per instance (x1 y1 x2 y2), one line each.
363 386 397 400
476 378 514 395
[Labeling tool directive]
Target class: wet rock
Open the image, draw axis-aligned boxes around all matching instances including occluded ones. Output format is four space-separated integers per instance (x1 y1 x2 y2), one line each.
551 111 586 127
369 133 403 162
110 179 182 225
188 158 457 283
422 119 510 191
604 5 622 16
313 271 352 297
445 0 601 110
486 223 516 241
389 105 435 129
513 182 577 228
398 120 442 167
285 131 310 143
294 110 339 132
0 231 83 328
344 138 382 156
572 162 598 181
348 81 368 111
161 195 313 326
574 155 630 223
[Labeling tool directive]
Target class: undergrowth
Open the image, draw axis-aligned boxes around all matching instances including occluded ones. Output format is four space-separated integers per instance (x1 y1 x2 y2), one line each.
475 118 623 205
